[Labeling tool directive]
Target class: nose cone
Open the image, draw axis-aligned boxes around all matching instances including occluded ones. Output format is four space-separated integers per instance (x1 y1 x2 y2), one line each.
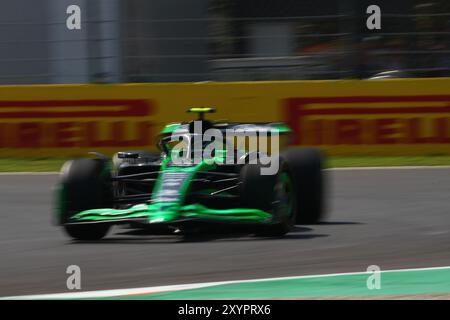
147 202 182 223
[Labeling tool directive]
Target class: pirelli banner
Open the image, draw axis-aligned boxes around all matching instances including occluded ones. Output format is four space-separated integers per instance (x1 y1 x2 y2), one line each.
1 78 450 157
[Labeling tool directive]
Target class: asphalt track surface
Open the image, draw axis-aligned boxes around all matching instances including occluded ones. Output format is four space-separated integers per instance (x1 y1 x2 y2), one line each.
1 168 449 296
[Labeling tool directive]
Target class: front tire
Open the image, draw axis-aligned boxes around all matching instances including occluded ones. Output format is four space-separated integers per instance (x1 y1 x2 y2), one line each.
57 158 112 240
282 148 325 224
239 163 294 236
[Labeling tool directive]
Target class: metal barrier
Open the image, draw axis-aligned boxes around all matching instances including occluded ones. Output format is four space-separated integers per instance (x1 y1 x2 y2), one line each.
0 0 449 83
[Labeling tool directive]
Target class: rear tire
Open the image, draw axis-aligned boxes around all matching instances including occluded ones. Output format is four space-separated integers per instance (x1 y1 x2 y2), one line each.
282 148 325 224
57 158 112 240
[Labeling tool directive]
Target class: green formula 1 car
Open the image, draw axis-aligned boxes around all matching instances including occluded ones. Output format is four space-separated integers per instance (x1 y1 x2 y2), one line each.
54 108 326 240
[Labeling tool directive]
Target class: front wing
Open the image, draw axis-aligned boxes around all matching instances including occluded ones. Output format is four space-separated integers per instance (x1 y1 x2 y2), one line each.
66 203 273 228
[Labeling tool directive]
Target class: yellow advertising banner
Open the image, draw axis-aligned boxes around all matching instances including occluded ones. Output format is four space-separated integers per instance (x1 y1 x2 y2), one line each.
0 78 450 157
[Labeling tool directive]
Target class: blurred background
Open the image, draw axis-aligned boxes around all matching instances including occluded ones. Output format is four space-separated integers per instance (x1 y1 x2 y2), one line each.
1 0 450 85
1 0 450 300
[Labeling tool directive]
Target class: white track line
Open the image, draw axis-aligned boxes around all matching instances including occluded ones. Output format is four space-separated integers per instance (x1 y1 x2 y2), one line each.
2 265 450 300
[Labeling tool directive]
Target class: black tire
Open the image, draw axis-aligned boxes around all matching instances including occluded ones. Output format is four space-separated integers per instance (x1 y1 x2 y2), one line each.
58 158 112 240
239 163 294 236
239 164 276 211
282 148 325 224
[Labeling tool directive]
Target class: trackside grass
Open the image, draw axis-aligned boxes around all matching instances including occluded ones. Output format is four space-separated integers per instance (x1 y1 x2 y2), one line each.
327 156 450 168
1 156 450 172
